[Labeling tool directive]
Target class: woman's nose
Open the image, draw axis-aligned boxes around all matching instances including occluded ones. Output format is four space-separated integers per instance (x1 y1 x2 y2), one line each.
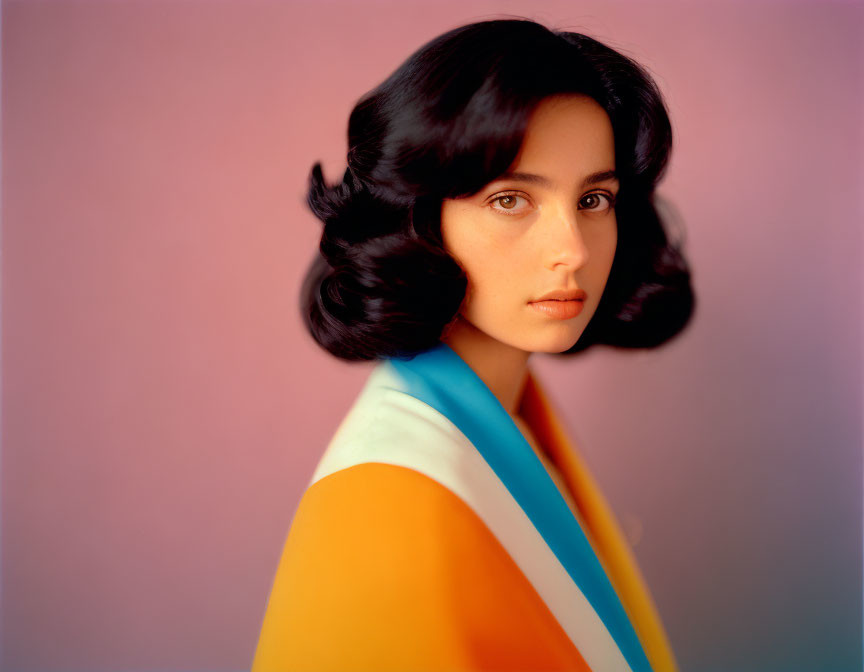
543 205 590 271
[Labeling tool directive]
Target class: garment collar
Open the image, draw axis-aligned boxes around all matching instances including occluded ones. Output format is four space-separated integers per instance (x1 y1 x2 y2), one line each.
384 341 652 672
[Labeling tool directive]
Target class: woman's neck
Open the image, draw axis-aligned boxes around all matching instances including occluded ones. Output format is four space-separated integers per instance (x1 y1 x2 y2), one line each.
441 317 532 417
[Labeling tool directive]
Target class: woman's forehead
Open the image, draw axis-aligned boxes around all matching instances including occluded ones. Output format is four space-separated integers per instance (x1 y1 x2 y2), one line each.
489 96 616 188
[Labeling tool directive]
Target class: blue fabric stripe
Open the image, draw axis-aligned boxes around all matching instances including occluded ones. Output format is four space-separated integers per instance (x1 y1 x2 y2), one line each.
385 341 652 672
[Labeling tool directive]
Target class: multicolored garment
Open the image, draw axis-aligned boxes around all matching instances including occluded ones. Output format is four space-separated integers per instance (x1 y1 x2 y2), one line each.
252 342 678 671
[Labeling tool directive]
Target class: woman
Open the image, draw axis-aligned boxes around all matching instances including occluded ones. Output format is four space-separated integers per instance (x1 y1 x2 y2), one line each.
253 17 694 672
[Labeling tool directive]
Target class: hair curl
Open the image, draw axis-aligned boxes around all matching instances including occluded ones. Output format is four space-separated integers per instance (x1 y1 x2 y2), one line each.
300 18 696 361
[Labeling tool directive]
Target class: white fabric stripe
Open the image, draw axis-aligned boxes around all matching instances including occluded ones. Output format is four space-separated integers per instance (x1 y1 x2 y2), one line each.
310 364 633 672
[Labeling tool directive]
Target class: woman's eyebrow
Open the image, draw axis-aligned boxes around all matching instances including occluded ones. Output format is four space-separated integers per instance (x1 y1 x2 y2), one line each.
494 169 619 188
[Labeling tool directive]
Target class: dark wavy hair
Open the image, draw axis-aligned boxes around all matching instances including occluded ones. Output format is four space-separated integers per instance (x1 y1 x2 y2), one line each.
300 18 696 361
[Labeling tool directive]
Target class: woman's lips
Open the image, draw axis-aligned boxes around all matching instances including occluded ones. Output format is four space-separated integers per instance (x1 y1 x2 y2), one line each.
529 299 585 320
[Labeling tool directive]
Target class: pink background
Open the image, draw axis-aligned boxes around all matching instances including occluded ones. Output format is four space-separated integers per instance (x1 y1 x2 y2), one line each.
2 1 861 670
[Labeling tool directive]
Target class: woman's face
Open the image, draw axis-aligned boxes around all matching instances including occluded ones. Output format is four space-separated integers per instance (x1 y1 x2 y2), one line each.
440 94 619 355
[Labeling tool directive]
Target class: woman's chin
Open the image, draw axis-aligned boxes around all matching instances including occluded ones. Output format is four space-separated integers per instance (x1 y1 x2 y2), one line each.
519 328 586 355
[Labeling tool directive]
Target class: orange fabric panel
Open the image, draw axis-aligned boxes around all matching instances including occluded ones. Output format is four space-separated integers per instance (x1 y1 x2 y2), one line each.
520 372 679 672
252 462 591 672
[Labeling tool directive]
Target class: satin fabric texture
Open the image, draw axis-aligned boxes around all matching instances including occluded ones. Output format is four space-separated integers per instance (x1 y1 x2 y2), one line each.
252 342 678 671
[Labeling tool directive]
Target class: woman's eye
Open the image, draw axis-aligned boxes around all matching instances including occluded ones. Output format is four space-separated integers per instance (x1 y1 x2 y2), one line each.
489 193 531 215
579 192 616 212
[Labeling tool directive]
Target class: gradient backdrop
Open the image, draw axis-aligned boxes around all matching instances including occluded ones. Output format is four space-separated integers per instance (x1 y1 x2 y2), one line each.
2 1 862 671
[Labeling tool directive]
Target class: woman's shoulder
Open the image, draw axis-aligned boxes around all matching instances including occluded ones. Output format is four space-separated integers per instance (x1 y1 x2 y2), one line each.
252 460 590 671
